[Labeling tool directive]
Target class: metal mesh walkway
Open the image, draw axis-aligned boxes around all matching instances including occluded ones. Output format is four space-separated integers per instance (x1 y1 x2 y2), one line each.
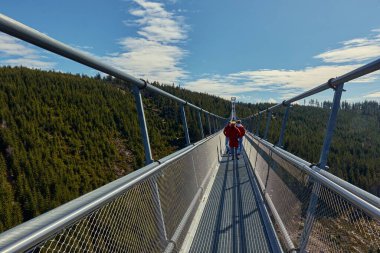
189 151 273 253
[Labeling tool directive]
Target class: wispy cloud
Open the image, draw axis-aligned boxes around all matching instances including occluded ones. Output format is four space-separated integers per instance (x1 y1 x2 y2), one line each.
184 29 380 102
229 64 374 90
0 33 56 69
185 77 265 100
105 0 187 84
365 91 380 98
184 64 375 100
314 30 380 63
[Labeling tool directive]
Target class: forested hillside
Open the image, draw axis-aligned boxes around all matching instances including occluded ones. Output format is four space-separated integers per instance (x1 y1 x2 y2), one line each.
0 67 231 232
236 100 380 198
0 67 379 234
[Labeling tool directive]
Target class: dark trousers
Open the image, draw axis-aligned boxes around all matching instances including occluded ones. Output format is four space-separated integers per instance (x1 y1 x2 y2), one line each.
231 147 238 160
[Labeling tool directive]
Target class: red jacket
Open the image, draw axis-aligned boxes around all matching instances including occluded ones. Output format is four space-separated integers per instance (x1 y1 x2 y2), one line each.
223 124 231 136
226 125 242 148
237 124 246 137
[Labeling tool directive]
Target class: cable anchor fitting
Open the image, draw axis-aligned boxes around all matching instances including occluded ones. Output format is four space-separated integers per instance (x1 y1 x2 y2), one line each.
328 78 346 92
327 78 337 90
139 79 148 90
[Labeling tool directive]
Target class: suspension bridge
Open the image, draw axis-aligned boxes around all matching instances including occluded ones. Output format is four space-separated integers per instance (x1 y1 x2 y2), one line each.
0 13 379 253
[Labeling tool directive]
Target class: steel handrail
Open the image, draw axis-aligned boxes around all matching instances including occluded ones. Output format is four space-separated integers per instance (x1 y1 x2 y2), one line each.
257 136 380 208
0 13 226 120
246 133 380 220
241 57 380 119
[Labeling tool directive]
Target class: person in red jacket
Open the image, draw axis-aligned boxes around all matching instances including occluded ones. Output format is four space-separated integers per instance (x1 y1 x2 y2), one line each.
236 120 246 155
223 121 232 154
226 121 242 160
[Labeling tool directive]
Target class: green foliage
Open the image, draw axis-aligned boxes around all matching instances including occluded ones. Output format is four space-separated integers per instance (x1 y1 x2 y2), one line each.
238 101 380 197
0 67 230 232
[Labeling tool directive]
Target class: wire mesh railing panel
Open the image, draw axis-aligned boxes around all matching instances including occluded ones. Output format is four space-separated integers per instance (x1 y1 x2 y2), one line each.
264 148 313 247
244 135 312 247
157 150 199 240
157 132 224 251
30 177 166 253
306 184 380 253
193 134 223 187
248 140 269 186
244 133 380 252
244 137 258 168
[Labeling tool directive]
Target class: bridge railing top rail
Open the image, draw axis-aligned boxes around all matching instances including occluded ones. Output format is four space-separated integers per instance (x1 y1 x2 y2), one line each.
248 133 380 212
242 57 380 118
244 133 380 252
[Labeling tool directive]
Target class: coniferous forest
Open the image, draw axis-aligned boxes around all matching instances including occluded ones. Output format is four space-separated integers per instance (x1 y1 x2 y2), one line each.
0 66 379 233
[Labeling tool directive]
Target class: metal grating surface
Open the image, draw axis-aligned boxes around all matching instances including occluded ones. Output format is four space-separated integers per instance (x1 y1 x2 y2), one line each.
189 152 272 252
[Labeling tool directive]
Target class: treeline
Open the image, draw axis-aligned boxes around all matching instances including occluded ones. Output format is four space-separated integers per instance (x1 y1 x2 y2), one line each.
0 67 230 232
237 101 380 197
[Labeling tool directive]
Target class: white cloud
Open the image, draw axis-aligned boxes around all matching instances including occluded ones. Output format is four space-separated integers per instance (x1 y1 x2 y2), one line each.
0 34 36 57
184 28 380 102
184 64 378 101
184 77 266 100
0 33 55 69
106 0 187 84
365 91 380 98
2 58 55 69
315 30 380 63
230 64 373 90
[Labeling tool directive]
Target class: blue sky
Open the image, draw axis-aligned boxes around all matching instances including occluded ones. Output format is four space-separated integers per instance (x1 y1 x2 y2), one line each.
1 0 380 103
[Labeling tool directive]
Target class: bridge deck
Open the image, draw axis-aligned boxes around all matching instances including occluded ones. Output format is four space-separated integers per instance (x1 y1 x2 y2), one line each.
189 150 273 253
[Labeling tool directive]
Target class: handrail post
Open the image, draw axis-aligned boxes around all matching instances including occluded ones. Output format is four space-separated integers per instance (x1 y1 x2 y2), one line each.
180 104 191 146
252 116 256 134
300 83 345 251
209 115 213 134
277 105 290 147
152 178 168 241
256 113 261 137
197 111 204 139
133 86 153 164
263 110 272 140
207 113 212 135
